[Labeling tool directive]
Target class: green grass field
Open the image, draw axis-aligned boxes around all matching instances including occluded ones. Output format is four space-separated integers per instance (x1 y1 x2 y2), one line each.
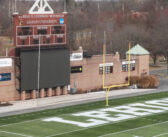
100 122 168 137
0 91 168 137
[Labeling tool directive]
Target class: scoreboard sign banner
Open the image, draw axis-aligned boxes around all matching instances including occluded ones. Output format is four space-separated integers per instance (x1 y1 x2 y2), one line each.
122 60 135 65
99 63 113 67
0 73 11 82
0 58 12 67
14 14 67 26
71 66 83 73
13 14 67 47
70 53 83 61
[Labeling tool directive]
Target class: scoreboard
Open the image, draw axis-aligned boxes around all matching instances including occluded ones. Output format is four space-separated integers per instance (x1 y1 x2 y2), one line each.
13 13 67 47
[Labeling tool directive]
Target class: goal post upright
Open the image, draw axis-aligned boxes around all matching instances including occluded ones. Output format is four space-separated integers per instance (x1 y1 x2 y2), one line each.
103 41 132 106
128 41 131 85
103 44 106 89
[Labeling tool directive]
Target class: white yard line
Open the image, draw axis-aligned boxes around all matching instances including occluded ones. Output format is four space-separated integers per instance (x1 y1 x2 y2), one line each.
98 121 168 137
153 133 168 137
0 130 32 137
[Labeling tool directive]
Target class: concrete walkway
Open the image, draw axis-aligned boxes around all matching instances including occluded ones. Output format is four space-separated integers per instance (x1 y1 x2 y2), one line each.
1 88 165 117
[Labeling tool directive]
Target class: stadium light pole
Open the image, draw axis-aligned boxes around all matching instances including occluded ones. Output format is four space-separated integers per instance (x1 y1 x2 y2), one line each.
37 35 41 100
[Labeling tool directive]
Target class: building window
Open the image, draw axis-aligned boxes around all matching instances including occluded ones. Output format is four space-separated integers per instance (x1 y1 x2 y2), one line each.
99 63 113 75
122 61 135 72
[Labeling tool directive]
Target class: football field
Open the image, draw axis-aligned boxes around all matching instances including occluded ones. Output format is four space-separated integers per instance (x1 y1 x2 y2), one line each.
99 121 168 137
0 91 168 137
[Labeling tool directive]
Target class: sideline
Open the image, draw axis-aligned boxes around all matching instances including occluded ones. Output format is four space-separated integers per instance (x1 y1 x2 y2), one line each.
0 89 167 117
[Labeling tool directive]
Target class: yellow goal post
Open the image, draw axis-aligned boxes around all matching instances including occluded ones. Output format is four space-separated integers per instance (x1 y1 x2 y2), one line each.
103 42 131 106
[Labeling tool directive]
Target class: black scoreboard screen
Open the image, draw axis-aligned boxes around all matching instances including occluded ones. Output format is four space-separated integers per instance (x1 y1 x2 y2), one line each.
20 48 70 91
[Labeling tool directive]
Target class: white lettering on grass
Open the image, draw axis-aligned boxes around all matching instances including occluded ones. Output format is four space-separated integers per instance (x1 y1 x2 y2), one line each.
146 99 168 107
73 111 135 121
101 106 157 116
43 117 108 127
42 98 168 127
130 103 168 111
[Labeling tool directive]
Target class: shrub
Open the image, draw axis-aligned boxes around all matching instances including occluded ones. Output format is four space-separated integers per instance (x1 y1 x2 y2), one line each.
129 76 140 85
91 86 103 92
128 75 159 88
138 76 151 88
149 75 159 88
77 88 86 94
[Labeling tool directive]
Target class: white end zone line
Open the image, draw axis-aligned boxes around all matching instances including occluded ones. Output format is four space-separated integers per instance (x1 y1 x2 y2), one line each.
98 121 168 137
0 130 32 137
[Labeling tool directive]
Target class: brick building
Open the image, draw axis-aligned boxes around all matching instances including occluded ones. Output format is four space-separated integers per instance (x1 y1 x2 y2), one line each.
0 44 149 102
70 44 150 92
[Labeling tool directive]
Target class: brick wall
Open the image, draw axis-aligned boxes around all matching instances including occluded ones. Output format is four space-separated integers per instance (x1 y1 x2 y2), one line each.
70 52 149 92
0 51 149 101
0 58 20 102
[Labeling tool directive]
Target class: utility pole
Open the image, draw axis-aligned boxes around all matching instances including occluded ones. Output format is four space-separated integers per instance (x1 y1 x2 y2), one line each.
167 49 168 75
98 2 100 15
14 0 17 12
13 0 19 14
9 0 11 18
122 3 125 13
64 0 67 13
